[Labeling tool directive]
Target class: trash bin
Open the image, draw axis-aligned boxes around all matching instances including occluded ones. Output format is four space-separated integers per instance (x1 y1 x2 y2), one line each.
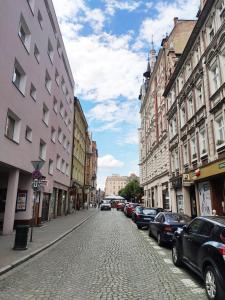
13 225 30 250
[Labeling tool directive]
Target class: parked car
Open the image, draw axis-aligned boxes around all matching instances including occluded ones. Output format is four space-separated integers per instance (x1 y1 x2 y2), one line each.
172 216 225 300
116 202 125 211
124 203 140 217
132 207 163 229
149 212 191 246
100 200 111 211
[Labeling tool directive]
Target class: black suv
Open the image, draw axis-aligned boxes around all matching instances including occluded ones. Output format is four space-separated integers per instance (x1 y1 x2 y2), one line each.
172 216 225 300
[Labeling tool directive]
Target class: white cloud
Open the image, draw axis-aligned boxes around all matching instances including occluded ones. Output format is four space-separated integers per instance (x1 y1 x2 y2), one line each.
98 155 124 168
104 0 142 16
87 100 139 131
137 0 199 47
119 130 139 145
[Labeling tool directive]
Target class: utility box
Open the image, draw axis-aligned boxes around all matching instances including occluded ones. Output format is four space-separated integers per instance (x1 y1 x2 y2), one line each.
13 225 29 250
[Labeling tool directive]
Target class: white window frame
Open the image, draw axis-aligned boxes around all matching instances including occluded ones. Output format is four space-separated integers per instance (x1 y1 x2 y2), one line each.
183 143 188 165
27 0 35 14
190 135 197 160
47 39 54 63
45 70 51 94
5 110 21 143
48 159 54 175
12 60 27 95
187 95 194 119
195 82 204 110
51 127 56 143
25 125 32 142
42 103 49 126
199 126 207 156
18 15 31 52
30 83 37 101
210 62 220 94
53 97 58 113
56 155 61 170
34 44 40 63
180 104 186 128
215 113 225 147
37 10 43 29
39 139 46 160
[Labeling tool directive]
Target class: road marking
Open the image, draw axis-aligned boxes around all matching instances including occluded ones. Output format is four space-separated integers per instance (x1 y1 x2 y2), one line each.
181 279 199 288
163 258 173 264
170 267 183 274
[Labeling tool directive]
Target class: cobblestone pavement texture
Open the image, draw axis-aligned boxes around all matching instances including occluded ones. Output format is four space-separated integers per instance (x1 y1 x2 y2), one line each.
0 210 207 300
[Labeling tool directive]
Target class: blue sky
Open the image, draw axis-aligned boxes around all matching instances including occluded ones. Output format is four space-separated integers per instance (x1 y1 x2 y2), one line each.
52 0 199 189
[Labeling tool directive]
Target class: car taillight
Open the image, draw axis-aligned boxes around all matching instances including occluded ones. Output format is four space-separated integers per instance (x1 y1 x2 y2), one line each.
164 225 172 232
218 246 225 256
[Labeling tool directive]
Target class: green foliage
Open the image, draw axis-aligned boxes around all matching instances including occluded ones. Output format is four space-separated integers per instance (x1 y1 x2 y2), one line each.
118 179 143 202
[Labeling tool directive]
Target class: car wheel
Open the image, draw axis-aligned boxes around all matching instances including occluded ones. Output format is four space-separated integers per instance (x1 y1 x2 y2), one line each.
137 225 142 230
149 227 153 237
204 265 225 300
172 243 182 267
157 233 163 246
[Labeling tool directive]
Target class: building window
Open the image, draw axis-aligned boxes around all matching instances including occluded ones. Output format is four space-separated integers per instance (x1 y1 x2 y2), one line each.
174 150 179 171
55 69 60 86
57 39 62 57
60 102 64 117
61 78 66 94
53 97 58 113
187 95 194 119
42 103 49 126
45 70 51 94
67 141 70 153
199 126 207 155
30 83 37 101
37 10 43 29
58 127 62 143
27 0 35 14
63 135 66 149
34 44 40 63
56 155 61 170
5 110 21 143
39 140 46 160
215 114 225 146
183 143 188 165
25 126 32 142
12 60 26 95
18 15 31 52
218 0 225 22
210 63 220 94
180 104 186 128
195 83 204 110
190 135 197 160
64 111 68 125
208 22 215 42
61 159 65 173
51 127 56 143
48 159 53 175
47 39 54 63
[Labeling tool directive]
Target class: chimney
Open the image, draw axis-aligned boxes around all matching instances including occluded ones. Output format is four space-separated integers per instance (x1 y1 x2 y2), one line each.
174 17 178 26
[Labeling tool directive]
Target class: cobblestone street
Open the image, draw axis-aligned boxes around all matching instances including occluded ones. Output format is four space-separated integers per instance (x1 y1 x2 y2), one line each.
0 211 207 300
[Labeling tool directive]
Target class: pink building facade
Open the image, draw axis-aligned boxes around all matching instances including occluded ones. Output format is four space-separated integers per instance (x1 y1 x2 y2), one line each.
0 0 75 234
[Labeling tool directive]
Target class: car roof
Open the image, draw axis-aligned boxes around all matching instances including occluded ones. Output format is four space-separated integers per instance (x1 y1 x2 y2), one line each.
198 216 225 226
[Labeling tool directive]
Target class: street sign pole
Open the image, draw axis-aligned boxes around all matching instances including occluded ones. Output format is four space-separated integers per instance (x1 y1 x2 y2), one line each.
30 161 44 242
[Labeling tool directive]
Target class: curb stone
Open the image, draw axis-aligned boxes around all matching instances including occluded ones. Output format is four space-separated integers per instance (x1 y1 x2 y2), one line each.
0 212 97 276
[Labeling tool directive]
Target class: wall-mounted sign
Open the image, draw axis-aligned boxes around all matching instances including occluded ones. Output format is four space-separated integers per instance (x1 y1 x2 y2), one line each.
219 162 225 169
198 181 212 216
16 190 27 211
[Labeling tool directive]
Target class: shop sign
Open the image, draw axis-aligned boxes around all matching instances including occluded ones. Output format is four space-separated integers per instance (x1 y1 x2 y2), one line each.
219 162 225 169
198 181 212 216
16 190 27 211
171 177 182 189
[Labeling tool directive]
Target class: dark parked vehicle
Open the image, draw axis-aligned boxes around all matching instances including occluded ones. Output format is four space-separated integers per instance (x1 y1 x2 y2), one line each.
132 207 163 229
172 216 225 300
124 203 140 217
149 212 191 246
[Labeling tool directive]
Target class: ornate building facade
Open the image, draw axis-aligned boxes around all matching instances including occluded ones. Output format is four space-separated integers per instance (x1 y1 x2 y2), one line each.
139 19 196 209
164 0 225 216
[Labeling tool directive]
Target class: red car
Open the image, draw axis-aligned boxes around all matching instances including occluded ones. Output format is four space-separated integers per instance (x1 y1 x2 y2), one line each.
116 202 125 211
124 203 140 217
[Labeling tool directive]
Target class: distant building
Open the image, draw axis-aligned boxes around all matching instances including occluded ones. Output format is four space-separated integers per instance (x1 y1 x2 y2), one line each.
70 98 88 210
104 174 139 196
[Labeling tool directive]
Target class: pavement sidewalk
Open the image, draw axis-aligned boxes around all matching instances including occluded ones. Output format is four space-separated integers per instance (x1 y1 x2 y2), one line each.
0 208 97 276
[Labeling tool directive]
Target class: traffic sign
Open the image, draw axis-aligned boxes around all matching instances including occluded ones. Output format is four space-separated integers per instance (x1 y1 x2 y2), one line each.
31 160 44 170
32 169 42 179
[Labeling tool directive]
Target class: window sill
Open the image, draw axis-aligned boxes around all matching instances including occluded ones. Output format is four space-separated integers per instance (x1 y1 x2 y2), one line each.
25 137 32 143
18 35 30 55
12 82 25 97
5 134 19 145
216 143 225 151
42 120 49 127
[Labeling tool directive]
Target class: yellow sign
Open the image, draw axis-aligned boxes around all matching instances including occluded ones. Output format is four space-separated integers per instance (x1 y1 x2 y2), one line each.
189 159 225 181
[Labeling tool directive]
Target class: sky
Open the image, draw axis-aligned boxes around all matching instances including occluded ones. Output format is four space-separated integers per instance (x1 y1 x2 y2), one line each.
52 0 200 190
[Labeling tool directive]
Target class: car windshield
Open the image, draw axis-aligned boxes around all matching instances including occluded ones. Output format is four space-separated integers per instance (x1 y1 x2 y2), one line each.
166 214 191 223
139 208 157 215
103 200 110 204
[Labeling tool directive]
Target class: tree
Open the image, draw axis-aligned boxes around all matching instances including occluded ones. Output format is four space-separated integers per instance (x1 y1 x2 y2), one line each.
119 179 143 202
